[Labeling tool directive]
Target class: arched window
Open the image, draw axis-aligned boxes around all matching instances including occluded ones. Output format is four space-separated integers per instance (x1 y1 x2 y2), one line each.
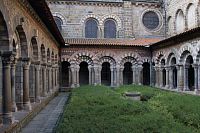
187 4 196 29
54 16 63 31
176 10 185 33
85 18 98 38
104 19 116 38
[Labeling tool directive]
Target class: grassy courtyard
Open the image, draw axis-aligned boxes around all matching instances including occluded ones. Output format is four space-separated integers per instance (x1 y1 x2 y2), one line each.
57 85 200 133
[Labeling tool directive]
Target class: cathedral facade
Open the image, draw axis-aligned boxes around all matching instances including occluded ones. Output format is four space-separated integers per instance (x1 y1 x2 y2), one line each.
0 0 200 130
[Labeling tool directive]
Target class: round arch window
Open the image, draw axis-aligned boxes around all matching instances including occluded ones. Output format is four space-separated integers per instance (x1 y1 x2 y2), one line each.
142 11 159 30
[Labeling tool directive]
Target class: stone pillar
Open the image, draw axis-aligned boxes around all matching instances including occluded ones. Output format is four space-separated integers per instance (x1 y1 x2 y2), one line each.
99 66 102 85
169 67 173 89
70 66 75 88
177 65 184 91
116 65 120 87
198 65 200 91
35 64 41 102
159 68 163 88
113 67 117 87
155 67 159 87
120 67 124 85
68 66 71 87
132 66 136 84
184 65 189 91
138 65 143 85
165 67 169 89
193 64 198 93
42 66 47 96
110 67 114 87
76 66 80 87
11 60 17 112
48 66 52 93
2 53 14 124
22 59 32 111
88 66 92 85
93 65 98 85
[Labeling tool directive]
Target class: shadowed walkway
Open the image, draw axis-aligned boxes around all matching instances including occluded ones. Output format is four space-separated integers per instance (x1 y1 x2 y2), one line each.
21 93 69 133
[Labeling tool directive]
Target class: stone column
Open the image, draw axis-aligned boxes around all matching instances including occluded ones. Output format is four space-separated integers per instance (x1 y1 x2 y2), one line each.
116 65 120 87
113 67 117 87
35 64 41 102
177 65 184 91
88 66 92 85
99 66 102 85
2 53 14 124
11 60 17 112
76 66 80 87
48 66 52 93
159 68 163 88
169 67 173 89
184 65 189 91
22 59 32 111
42 65 47 96
138 65 143 85
93 65 98 85
155 67 159 87
68 66 71 87
198 65 200 91
70 66 75 88
165 67 169 89
132 66 136 84
111 66 114 87
120 67 124 85
193 64 198 93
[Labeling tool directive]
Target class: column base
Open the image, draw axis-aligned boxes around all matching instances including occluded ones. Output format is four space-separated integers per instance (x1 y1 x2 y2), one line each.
35 97 41 103
71 84 75 88
195 89 200 94
3 113 14 125
76 84 80 88
12 103 18 112
23 101 32 111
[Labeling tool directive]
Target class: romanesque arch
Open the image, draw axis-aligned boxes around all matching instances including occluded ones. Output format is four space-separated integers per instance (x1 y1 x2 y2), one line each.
30 37 39 61
186 3 196 29
99 56 116 86
40 44 46 62
175 9 185 33
0 11 9 51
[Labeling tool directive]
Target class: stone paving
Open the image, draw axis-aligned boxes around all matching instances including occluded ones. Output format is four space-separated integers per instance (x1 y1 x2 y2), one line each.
21 93 69 133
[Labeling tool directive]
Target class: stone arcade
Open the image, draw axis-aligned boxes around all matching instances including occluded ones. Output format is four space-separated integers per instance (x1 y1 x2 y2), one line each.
1 0 200 130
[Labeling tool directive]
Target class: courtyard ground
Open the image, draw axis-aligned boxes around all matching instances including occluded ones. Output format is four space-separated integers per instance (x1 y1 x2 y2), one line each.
57 85 200 133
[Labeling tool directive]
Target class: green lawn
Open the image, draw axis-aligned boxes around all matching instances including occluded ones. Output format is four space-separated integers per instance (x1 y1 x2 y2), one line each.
57 85 200 133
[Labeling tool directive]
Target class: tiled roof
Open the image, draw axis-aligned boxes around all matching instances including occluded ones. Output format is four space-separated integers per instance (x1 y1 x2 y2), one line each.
151 26 200 47
64 38 161 47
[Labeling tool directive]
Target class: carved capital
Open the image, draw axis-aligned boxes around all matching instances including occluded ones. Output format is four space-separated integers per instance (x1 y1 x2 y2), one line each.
2 52 15 66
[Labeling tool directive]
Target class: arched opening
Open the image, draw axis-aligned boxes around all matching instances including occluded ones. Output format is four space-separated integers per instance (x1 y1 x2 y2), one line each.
187 4 196 29
85 18 98 38
101 62 111 86
104 19 116 38
51 51 54 64
161 59 166 87
0 11 9 50
79 62 89 85
186 55 194 91
54 16 63 32
123 62 133 85
142 62 150 85
41 44 46 62
171 57 177 89
176 10 185 33
61 61 70 87
31 37 38 61
47 48 50 63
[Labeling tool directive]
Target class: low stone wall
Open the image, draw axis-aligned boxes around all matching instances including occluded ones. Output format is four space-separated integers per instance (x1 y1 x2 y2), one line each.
3 92 58 133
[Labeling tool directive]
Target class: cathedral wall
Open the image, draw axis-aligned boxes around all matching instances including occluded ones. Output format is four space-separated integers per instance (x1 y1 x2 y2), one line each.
48 0 165 39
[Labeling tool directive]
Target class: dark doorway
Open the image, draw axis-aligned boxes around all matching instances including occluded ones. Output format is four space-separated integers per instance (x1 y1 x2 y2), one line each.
79 62 89 85
61 61 70 87
101 62 111 86
143 62 150 85
172 67 177 88
187 55 194 91
123 62 133 85
162 69 166 86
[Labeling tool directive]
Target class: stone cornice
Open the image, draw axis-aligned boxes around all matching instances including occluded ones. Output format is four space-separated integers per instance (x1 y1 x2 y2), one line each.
48 0 123 7
47 0 160 8
16 0 61 47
